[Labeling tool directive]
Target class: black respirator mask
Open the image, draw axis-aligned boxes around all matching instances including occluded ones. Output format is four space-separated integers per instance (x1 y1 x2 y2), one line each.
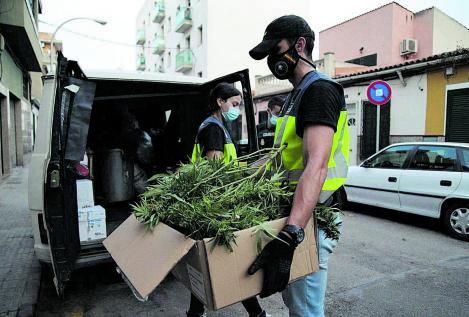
267 39 315 80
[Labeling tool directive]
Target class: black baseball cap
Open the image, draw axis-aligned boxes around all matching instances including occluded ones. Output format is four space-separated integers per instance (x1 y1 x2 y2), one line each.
249 15 315 60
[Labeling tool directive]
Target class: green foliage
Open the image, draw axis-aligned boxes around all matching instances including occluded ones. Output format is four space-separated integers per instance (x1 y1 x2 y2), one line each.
133 148 343 251
316 204 342 241
133 157 291 251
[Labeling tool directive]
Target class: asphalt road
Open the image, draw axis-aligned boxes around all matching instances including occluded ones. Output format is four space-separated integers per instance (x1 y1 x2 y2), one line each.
36 206 469 316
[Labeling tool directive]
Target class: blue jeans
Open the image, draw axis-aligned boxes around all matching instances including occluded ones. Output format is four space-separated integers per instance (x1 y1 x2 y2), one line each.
282 214 342 317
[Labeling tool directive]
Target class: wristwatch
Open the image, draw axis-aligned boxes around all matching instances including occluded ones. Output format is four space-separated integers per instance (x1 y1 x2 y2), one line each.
282 224 305 247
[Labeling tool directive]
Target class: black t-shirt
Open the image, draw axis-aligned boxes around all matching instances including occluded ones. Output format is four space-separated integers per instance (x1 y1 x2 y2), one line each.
198 123 225 156
295 79 346 137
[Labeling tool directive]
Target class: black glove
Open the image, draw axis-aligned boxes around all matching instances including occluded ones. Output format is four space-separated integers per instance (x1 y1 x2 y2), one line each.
247 229 297 298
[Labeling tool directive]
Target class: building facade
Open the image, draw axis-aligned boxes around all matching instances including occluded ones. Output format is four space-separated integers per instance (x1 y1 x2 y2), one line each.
319 2 469 68
136 0 312 79
338 49 469 165
0 0 43 179
254 49 469 166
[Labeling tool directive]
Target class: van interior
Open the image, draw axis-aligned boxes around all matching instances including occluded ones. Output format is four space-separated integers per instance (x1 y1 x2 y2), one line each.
57 68 254 259
38 54 256 296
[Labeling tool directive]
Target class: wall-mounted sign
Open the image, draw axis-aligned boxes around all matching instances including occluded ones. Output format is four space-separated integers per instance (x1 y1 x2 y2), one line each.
367 80 392 105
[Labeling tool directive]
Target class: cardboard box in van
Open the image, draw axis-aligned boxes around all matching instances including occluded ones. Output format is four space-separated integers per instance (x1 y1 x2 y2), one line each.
103 215 318 310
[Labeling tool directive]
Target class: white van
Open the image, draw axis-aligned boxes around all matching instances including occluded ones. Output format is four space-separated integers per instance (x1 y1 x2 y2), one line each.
28 53 258 296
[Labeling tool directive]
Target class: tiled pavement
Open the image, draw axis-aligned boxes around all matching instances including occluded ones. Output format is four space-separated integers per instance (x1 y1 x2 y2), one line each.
0 162 42 317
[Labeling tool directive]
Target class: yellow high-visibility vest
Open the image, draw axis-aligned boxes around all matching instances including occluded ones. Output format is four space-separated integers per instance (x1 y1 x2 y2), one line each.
192 116 237 164
273 71 350 203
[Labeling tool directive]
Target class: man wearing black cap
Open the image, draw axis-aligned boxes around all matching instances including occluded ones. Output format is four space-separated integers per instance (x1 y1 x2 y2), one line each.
247 15 349 317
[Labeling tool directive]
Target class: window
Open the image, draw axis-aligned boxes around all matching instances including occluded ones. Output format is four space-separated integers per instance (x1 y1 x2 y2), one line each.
177 44 181 53
23 73 30 100
461 149 469 172
167 51 172 67
186 36 191 49
409 146 457 171
168 17 172 31
197 71 203 78
198 25 203 45
162 24 165 35
346 53 378 67
365 145 413 169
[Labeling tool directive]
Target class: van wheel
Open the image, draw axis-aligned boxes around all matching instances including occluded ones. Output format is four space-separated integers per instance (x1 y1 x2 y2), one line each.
333 186 347 211
443 203 469 241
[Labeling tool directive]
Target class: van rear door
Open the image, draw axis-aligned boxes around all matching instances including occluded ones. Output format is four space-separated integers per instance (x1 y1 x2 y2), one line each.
43 52 96 296
200 69 258 155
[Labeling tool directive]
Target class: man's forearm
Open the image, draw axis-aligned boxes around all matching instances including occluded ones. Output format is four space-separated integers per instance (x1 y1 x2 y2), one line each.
287 163 328 228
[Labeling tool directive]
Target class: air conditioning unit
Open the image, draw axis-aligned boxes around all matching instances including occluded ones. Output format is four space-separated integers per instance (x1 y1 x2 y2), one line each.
400 39 418 55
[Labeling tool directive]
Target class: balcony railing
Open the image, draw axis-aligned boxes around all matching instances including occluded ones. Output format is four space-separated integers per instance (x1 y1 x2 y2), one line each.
175 50 193 72
152 36 165 55
152 1 165 23
175 7 192 33
136 29 145 45
137 55 146 71
255 74 293 96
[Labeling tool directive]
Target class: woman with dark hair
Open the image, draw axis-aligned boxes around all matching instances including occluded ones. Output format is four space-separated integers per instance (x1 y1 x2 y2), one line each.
192 82 241 163
189 82 269 317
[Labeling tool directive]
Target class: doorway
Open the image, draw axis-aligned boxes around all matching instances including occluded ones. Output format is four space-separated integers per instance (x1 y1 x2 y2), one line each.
361 101 390 160
445 87 469 143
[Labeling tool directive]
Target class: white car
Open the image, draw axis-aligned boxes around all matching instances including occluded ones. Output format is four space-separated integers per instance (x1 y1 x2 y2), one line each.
344 142 469 241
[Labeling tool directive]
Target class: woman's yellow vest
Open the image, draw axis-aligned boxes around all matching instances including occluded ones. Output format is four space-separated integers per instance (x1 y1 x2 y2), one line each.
273 71 350 203
191 116 237 164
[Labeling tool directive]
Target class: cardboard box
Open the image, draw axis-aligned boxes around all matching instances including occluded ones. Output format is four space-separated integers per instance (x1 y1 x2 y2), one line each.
76 179 94 209
78 205 107 242
78 208 89 242
104 215 318 310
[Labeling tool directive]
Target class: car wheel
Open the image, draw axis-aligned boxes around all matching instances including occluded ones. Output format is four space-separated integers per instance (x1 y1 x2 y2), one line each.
443 203 469 241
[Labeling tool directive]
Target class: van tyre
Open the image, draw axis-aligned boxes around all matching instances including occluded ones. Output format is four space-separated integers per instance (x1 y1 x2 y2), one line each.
334 186 348 211
443 203 469 241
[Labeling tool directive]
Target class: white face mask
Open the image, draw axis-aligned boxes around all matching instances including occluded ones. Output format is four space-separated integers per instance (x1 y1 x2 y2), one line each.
270 115 278 126
222 106 241 121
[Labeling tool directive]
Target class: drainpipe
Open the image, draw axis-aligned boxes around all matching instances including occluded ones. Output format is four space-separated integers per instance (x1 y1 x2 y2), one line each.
396 70 406 87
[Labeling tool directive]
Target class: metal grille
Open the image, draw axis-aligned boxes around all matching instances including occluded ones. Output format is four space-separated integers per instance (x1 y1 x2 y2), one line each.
446 88 469 143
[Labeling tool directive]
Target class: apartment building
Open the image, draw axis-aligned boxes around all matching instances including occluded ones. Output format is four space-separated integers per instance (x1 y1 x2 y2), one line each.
136 0 312 79
0 0 43 179
319 2 469 68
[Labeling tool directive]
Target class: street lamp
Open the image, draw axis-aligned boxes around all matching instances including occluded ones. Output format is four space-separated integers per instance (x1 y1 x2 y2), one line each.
49 17 107 74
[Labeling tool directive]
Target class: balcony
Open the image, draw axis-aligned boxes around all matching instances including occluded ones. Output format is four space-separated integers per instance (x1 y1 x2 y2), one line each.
0 0 42 71
137 55 146 71
152 1 165 23
175 50 193 72
254 74 293 97
175 7 192 33
152 36 165 55
136 29 145 45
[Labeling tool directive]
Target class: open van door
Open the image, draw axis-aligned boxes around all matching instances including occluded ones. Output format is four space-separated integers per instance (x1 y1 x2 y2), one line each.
43 52 97 296
200 69 258 155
